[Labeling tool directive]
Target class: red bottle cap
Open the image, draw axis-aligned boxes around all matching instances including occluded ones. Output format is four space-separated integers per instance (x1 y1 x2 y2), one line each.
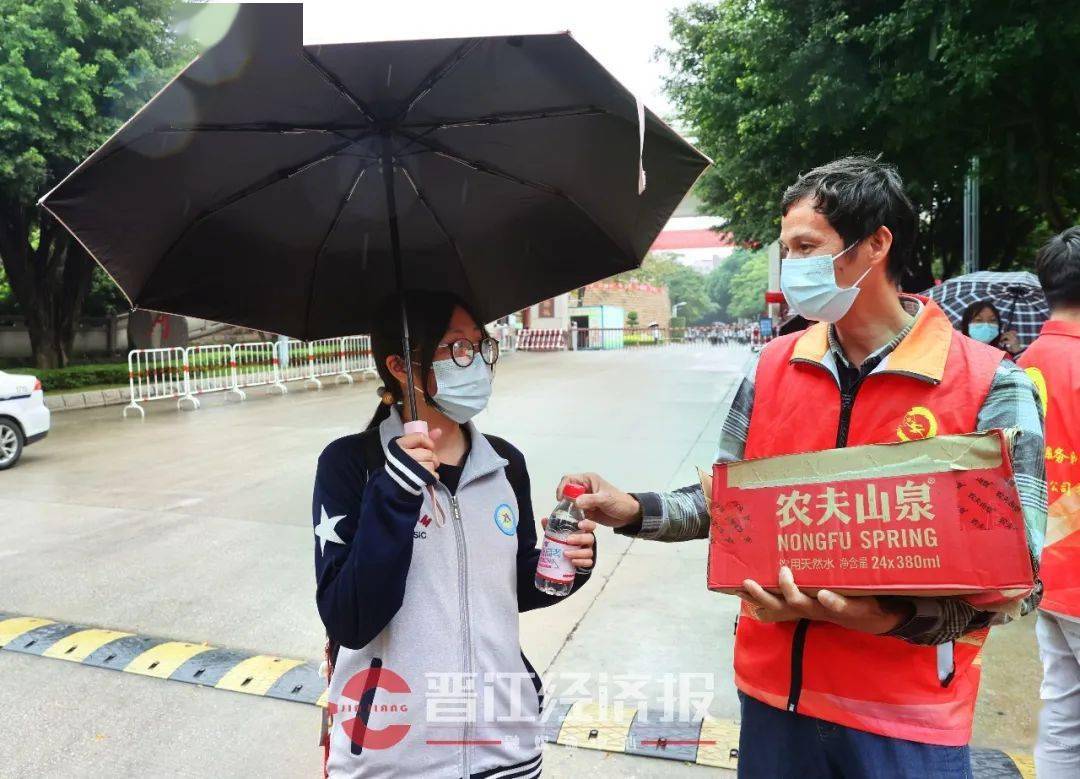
562 483 587 500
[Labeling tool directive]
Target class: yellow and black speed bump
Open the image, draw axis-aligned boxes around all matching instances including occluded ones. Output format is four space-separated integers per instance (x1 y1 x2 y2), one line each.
0 613 324 707
542 700 1033 777
0 613 1035 776
625 717 710 763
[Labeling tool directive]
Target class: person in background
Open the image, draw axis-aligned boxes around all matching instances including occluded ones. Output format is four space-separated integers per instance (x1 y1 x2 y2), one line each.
959 300 1024 356
559 156 1046 778
1017 227 1080 778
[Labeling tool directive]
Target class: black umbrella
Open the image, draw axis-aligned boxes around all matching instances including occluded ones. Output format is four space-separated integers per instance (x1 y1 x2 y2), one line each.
39 4 709 421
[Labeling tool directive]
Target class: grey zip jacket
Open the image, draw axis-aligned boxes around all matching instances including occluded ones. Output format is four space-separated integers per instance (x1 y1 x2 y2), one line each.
313 408 591 778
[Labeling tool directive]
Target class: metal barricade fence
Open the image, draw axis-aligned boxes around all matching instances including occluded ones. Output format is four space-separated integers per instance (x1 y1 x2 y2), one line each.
568 327 694 351
184 344 241 407
516 329 566 351
341 335 378 378
124 335 378 416
309 337 349 385
233 341 286 396
275 339 318 388
124 347 191 418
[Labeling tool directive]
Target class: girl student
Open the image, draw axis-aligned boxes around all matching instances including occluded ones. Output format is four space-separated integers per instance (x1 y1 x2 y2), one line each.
313 292 595 778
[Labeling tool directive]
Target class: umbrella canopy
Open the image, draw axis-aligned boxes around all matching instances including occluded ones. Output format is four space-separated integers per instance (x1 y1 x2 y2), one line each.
922 270 1050 347
38 4 710 343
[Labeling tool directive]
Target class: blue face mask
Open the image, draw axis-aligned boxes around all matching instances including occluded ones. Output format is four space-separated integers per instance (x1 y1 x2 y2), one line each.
780 243 871 323
431 357 493 423
968 322 1000 344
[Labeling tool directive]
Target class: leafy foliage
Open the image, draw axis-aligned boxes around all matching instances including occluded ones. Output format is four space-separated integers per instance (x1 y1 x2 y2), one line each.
705 248 755 320
0 0 194 365
664 1 1080 289
725 251 770 320
614 253 717 323
17 362 129 391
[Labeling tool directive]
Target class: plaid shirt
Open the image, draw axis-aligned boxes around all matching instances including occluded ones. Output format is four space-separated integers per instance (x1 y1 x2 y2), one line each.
626 299 1047 645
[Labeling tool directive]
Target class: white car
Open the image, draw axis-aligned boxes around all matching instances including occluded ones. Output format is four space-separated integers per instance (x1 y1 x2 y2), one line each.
0 370 50 469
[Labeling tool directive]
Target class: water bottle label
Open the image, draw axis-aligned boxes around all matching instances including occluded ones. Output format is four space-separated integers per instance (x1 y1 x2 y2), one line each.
537 535 576 583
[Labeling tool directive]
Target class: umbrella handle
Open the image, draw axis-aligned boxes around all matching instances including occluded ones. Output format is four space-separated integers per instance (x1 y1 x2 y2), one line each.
403 418 443 526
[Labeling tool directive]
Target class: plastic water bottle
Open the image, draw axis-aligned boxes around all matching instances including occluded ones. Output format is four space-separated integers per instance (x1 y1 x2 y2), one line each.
535 483 586 596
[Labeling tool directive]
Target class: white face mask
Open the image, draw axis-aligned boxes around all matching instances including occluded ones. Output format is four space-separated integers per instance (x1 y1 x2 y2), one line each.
430 357 493 423
780 243 872 323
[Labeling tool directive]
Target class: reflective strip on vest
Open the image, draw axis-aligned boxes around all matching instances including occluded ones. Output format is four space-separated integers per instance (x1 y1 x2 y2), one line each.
736 299 1003 746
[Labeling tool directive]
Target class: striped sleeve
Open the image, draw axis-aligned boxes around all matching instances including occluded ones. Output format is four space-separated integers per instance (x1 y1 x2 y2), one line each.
977 361 1048 558
383 436 437 496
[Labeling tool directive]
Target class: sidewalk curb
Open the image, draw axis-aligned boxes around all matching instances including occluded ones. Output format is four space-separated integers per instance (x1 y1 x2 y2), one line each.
43 374 374 414
0 611 1035 776
44 388 131 413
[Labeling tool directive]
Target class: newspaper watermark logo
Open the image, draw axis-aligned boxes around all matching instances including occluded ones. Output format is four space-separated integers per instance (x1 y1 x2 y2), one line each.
328 669 718 751
329 666 412 750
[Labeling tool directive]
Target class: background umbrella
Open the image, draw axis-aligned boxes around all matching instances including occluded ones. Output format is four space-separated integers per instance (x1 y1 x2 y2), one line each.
922 270 1049 347
38 4 710 423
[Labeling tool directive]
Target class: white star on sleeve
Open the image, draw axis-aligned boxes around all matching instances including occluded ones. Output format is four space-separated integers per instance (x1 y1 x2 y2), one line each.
315 505 346 555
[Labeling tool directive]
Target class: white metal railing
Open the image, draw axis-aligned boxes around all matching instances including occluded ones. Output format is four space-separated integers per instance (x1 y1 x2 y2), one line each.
275 339 313 387
566 327 715 351
341 335 378 378
123 335 377 417
234 341 286 396
309 337 348 387
182 344 242 408
124 347 192 418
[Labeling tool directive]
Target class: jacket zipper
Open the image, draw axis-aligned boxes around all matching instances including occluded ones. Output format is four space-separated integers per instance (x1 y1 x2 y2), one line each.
787 372 865 714
449 494 472 779
425 446 505 778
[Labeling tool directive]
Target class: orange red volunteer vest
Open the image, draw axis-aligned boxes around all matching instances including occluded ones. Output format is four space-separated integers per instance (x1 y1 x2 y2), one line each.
1018 320 1080 619
738 297 1005 746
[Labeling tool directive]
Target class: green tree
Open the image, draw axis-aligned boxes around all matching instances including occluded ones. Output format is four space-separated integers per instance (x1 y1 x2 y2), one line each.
626 310 639 327
0 0 193 367
706 248 753 321
615 253 716 324
726 251 770 320
664 1 1080 290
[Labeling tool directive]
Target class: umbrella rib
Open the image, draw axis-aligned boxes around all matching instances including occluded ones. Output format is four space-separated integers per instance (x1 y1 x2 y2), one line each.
154 122 367 141
301 48 379 125
151 136 365 281
391 126 444 159
401 105 609 131
396 163 480 308
395 40 482 122
396 130 636 260
303 161 374 336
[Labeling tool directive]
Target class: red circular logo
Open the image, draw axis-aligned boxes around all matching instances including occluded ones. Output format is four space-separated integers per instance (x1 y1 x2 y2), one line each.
329 666 411 750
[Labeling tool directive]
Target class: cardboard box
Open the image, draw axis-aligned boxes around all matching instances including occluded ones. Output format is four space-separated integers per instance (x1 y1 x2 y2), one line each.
707 430 1034 605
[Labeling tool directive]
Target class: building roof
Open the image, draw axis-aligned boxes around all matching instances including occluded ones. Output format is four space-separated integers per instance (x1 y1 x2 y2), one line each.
651 228 734 251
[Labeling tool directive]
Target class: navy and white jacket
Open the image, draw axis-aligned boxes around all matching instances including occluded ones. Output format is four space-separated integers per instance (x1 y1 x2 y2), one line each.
313 407 591 778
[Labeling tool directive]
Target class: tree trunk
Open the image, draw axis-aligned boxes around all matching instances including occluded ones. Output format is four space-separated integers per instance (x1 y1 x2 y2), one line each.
0 204 96 369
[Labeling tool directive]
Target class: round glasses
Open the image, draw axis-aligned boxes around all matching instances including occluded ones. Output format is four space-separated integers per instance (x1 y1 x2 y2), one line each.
439 337 500 368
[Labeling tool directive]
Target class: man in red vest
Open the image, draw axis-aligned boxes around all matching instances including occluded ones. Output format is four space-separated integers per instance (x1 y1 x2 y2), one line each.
559 157 1047 777
1017 227 1080 778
